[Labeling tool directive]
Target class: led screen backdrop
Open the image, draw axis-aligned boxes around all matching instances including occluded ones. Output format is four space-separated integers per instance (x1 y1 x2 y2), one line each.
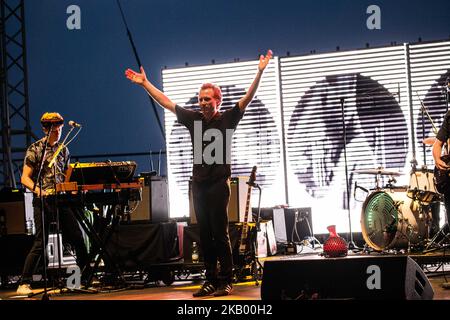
162 40 450 234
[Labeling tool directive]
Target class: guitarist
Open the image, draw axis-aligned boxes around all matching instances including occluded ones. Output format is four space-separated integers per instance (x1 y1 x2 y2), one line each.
432 113 450 236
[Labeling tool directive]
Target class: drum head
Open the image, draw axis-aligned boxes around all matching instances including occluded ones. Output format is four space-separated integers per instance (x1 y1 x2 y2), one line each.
361 191 398 251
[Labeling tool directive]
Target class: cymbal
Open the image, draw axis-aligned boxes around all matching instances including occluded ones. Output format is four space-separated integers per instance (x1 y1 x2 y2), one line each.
422 136 436 145
352 168 403 176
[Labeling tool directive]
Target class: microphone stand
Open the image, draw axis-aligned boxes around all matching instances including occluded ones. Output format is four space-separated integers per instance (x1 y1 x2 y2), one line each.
49 126 75 293
30 124 53 300
340 98 359 251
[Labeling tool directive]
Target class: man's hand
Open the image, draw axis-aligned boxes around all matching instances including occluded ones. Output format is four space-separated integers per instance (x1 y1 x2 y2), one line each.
125 66 147 85
35 188 47 197
258 49 273 72
435 158 450 171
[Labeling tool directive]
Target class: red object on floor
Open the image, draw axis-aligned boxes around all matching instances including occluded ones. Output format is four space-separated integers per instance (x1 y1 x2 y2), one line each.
323 225 348 258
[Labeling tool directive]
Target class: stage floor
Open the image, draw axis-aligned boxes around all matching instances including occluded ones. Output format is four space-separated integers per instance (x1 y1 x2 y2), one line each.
1 250 449 301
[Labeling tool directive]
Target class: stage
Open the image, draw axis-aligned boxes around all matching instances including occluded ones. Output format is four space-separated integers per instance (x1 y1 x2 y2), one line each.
1 250 449 301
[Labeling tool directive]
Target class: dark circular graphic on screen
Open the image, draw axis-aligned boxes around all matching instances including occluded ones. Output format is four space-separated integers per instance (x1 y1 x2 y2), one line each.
287 73 408 199
414 70 450 165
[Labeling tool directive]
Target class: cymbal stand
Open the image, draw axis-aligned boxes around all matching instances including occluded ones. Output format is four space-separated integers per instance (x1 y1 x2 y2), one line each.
415 91 438 167
340 98 359 251
444 77 449 113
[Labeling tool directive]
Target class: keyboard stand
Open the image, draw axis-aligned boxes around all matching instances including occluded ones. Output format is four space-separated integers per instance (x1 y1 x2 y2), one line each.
73 206 126 288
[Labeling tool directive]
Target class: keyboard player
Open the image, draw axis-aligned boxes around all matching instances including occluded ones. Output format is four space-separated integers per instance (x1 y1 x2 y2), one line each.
16 112 89 296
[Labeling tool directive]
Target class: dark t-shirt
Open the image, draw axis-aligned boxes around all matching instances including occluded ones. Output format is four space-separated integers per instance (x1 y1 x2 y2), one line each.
24 138 70 191
436 110 450 142
176 103 244 182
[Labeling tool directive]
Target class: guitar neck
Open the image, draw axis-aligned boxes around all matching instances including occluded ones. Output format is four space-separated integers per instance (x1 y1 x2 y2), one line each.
242 185 252 224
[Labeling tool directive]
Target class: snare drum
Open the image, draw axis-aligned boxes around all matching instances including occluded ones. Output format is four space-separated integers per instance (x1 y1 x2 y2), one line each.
361 189 427 251
407 169 439 204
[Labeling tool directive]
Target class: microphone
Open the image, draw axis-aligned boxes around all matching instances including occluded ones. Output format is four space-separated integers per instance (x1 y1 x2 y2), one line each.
68 120 82 128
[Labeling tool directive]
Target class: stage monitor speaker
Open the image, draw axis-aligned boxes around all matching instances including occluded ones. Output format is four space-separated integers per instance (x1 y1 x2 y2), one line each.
0 189 34 235
132 176 169 223
261 256 434 300
189 177 250 224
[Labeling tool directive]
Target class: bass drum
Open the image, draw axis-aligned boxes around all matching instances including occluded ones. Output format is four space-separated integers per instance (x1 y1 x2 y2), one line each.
361 189 428 251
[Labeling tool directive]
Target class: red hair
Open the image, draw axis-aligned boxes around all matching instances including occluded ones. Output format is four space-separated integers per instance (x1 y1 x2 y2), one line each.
200 83 222 106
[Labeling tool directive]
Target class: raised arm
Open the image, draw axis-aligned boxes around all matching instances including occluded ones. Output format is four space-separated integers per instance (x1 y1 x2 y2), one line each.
238 50 273 111
125 66 176 114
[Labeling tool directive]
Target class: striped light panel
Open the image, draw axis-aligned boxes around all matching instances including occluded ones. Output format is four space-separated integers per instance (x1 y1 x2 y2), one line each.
280 45 410 233
162 40 450 236
410 41 450 168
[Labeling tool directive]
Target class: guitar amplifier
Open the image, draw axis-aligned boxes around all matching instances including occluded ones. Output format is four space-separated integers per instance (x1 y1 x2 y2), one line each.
272 207 313 243
0 189 34 235
189 177 250 224
132 175 169 223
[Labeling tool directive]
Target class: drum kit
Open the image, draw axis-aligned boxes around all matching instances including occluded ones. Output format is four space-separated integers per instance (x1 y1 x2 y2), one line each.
354 85 450 252
355 166 442 252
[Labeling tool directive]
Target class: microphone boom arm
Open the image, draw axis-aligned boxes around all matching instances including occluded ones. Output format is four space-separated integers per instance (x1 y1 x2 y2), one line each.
47 126 75 168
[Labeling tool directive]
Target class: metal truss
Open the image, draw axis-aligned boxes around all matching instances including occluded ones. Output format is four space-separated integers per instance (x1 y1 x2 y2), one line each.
0 0 36 188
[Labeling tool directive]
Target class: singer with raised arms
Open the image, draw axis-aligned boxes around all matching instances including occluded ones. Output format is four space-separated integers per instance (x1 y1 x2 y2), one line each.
16 112 89 296
125 49 273 297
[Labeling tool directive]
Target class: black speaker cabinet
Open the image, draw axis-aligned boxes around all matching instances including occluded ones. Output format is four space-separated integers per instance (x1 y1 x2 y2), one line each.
0 189 34 235
261 255 434 300
0 234 34 276
189 177 250 224
132 176 169 223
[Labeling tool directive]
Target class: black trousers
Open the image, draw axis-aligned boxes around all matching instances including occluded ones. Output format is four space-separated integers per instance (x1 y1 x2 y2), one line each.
20 198 88 284
192 177 233 285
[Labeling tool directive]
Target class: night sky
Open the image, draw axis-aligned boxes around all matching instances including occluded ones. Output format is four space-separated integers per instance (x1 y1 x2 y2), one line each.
23 0 450 174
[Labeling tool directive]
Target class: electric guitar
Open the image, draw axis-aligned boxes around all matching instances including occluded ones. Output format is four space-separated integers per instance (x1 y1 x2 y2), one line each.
238 166 257 256
434 154 450 194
